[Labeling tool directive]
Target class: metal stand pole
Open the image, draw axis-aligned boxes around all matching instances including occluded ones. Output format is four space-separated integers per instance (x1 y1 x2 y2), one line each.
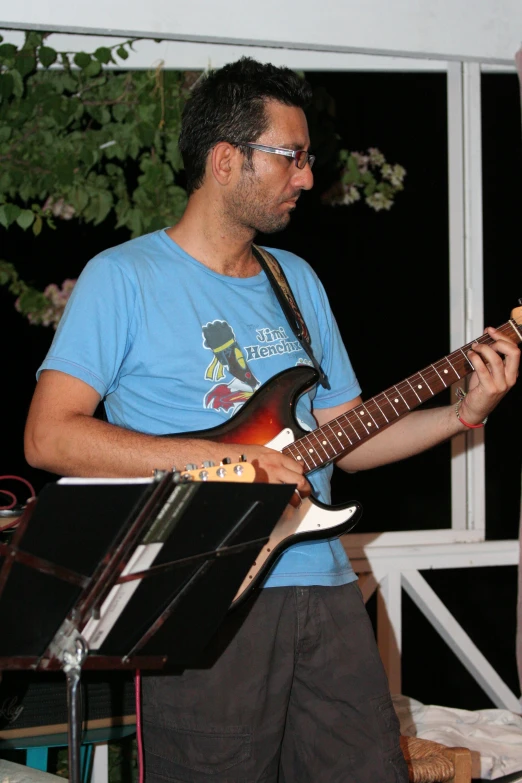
63 637 88 783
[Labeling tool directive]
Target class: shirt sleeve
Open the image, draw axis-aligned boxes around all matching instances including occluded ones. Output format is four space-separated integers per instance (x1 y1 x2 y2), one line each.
37 253 137 398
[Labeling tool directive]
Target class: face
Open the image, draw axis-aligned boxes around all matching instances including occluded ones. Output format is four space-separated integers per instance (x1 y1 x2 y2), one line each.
226 100 314 235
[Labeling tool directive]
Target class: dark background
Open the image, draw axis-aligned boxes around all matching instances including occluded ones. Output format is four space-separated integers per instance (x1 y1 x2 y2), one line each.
1 70 521 711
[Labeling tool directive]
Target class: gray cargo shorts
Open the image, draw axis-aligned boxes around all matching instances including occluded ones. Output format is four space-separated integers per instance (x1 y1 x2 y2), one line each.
141 581 408 783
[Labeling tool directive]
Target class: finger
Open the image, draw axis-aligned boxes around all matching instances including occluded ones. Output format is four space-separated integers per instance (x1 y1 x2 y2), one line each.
470 340 518 388
289 488 303 509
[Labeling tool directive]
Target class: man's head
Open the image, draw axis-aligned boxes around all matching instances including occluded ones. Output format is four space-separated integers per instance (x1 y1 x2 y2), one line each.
179 57 313 196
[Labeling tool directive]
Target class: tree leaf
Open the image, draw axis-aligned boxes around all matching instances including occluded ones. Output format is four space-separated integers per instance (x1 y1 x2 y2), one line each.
116 46 129 61
84 59 102 78
32 215 43 236
16 209 35 230
94 47 112 64
39 46 57 68
0 43 17 60
10 69 24 97
15 53 36 78
0 203 21 228
73 52 91 70
0 73 13 100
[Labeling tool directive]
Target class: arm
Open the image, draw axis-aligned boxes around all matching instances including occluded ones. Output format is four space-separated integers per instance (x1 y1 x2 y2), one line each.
314 327 520 473
24 370 311 496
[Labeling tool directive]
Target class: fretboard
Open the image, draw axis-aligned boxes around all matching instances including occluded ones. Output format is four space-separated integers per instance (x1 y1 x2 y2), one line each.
282 318 521 474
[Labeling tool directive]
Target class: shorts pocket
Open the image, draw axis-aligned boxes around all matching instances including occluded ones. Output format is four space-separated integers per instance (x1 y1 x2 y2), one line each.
369 693 408 782
144 718 251 778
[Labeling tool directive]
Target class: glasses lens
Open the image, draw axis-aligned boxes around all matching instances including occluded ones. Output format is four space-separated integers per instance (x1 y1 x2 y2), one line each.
295 151 314 170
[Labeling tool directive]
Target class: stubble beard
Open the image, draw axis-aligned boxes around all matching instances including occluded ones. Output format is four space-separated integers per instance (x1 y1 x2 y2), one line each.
227 166 296 236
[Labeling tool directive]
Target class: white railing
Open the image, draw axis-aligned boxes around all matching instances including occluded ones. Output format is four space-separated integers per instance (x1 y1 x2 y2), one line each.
344 536 521 712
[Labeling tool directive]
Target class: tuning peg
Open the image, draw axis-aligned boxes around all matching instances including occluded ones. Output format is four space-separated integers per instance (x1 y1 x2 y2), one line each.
185 463 198 470
202 460 215 468
222 457 232 464
240 454 247 462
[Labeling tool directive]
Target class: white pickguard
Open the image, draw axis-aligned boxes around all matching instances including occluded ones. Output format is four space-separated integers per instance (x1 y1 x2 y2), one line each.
233 428 360 604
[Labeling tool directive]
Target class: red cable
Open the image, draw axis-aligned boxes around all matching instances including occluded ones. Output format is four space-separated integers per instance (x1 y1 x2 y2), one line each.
0 490 17 511
135 669 144 783
0 475 36 509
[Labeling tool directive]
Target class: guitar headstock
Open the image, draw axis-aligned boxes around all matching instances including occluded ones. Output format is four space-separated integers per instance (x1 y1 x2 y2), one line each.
175 460 256 484
512 303 522 328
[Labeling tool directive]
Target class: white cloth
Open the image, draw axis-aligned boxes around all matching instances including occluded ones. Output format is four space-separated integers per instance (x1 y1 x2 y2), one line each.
0 759 65 783
393 694 522 780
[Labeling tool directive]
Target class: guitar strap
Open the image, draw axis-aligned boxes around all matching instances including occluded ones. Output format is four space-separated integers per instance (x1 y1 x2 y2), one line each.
252 244 331 390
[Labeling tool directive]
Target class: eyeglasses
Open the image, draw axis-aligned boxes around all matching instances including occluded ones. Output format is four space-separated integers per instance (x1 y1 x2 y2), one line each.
240 142 315 170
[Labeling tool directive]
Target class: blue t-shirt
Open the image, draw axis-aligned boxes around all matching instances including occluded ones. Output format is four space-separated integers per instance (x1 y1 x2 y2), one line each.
38 229 362 587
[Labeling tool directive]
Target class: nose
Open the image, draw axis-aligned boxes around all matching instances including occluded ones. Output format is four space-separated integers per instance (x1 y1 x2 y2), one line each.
292 161 314 191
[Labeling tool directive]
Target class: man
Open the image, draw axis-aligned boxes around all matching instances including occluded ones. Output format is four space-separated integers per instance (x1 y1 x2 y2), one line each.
25 58 519 782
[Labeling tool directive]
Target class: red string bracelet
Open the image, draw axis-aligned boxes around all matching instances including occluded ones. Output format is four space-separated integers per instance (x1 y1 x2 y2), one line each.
455 392 487 429
457 414 485 429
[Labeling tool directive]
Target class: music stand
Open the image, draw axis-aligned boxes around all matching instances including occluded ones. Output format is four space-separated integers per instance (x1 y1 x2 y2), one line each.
0 468 295 783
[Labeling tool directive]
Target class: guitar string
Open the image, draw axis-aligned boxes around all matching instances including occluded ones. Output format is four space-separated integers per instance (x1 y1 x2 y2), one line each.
283 321 518 472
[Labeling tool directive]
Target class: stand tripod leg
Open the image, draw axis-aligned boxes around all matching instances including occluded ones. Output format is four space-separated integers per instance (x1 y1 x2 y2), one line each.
63 637 88 783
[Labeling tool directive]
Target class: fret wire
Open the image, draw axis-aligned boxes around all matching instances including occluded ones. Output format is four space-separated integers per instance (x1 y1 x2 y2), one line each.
353 409 371 435
458 348 475 371
382 391 400 417
431 363 448 387
393 385 411 410
371 397 389 424
309 431 333 460
443 355 462 379
342 414 362 441
324 422 348 450
405 377 422 403
417 371 434 396
288 440 313 469
298 435 319 468
363 399 379 429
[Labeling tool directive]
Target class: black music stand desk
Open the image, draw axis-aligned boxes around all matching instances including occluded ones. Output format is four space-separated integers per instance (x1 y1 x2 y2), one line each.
0 470 294 783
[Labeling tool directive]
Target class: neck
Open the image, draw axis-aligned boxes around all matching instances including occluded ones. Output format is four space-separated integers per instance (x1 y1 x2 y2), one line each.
165 193 261 278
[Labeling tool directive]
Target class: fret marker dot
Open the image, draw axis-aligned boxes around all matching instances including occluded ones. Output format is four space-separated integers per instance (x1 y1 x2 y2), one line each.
443 369 448 374
296 456 302 461
394 398 399 403
337 432 342 437
322 440 327 445
360 411 365 416
308 448 314 453
417 384 422 390
368 422 373 427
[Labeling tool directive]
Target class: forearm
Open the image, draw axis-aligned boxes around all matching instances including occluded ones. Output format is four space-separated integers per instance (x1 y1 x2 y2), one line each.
337 404 467 472
24 412 236 478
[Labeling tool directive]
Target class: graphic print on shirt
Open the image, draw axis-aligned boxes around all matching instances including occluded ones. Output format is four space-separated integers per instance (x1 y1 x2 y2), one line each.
203 320 260 413
202 319 305 414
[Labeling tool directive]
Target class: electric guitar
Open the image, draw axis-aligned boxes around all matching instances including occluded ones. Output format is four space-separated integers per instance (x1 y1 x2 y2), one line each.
173 306 522 607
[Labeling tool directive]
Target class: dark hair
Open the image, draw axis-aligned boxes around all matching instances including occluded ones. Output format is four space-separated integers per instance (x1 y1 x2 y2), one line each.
178 57 312 195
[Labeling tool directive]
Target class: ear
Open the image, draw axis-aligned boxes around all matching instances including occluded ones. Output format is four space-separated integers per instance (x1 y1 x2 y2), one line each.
210 142 240 185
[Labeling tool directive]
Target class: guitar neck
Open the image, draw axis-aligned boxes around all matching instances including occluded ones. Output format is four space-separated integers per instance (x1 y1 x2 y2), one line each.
282 316 522 474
